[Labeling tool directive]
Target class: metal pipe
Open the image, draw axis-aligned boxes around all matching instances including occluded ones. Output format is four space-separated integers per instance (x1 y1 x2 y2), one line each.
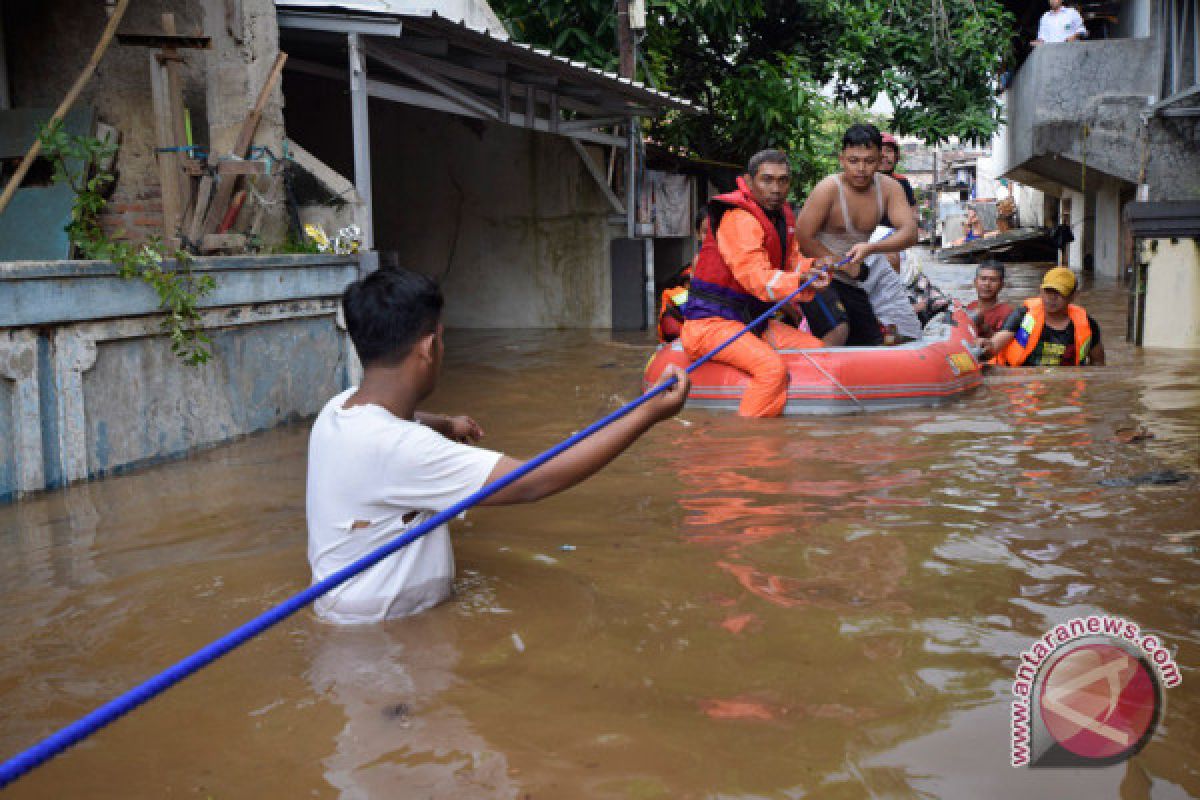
643 236 655 332
348 32 374 252
625 117 636 239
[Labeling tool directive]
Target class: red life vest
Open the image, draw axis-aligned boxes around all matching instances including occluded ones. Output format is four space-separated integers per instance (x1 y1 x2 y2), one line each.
683 177 795 327
997 297 1094 366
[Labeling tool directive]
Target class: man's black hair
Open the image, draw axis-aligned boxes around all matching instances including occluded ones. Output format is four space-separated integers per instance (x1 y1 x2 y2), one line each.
747 149 790 177
695 211 708 232
842 124 883 151
977 259 1006 281
342 267 444 367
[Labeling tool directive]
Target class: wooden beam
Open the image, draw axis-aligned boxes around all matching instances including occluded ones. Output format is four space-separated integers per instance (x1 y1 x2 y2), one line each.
285 58 629 147
366 42 500 120
199 233 247 251
216 160 267 175
148 14 188 238
198 51 287 236
395 37 449 56
115 32 211 49
558 115 624 132
450 52 508 75
570 138 624 214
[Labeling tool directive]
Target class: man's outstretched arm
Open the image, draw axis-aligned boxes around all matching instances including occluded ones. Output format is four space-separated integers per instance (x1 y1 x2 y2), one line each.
480 367 690 505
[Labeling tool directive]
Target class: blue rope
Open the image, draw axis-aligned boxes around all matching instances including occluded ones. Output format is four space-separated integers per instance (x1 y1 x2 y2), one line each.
0 265 832 788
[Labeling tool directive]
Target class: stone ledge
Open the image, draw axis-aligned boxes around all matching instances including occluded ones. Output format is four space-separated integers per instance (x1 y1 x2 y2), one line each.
1 254 361 328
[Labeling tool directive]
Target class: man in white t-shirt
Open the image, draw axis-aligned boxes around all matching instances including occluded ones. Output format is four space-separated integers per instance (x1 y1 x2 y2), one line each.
1033 0 1087 46
307 268 689 624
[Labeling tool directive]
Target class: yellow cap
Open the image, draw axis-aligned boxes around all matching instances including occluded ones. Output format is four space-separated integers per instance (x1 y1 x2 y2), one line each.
1041 267 1077 296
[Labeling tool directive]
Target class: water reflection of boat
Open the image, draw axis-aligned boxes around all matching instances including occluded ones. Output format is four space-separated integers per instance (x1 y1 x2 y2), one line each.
643 305 984 414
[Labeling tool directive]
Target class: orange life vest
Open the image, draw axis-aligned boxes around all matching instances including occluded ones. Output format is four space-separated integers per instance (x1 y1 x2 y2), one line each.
996 297 1094 366
657 286 689 342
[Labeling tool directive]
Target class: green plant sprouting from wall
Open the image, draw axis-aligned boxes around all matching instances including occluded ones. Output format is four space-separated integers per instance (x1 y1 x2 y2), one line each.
37 122 216 366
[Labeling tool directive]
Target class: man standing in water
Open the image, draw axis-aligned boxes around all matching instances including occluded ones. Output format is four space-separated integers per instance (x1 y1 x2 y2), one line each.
982 266 1105 366
680 149 832 418
307 268 689 623
967 260 1014 337
795 124 919 345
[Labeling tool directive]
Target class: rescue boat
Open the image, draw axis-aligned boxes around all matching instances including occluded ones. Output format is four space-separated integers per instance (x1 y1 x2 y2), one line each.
643 304 984 414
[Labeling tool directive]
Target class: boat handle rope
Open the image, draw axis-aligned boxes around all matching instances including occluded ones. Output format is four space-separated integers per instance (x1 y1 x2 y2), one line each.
0 261 842 788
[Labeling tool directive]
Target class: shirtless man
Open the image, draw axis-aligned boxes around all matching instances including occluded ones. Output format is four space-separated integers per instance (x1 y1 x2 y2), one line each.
795 124 919 345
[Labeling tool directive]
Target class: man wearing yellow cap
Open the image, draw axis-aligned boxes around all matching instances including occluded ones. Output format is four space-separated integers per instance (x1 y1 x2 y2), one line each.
982 267 1106 366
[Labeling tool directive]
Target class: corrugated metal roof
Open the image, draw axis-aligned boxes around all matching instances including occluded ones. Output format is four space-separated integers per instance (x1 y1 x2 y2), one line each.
277 0 508 38
275 0 695 112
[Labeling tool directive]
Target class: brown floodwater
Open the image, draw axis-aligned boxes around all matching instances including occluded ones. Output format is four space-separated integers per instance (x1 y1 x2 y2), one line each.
2 259 1198 799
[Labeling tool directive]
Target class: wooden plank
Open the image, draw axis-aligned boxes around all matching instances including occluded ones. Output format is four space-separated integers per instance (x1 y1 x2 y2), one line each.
187 173 214 244
200 51 287 236
148 43 184 238
569 138 624 214
161 14 192 240
200 233 246 251
115 33 211 49
215 160 267 176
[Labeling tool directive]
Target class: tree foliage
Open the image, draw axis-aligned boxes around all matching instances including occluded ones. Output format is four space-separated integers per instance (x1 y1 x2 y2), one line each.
493 0 1013 193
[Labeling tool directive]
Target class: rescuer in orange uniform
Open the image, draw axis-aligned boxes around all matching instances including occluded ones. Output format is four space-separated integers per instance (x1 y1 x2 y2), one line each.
680 150 833 417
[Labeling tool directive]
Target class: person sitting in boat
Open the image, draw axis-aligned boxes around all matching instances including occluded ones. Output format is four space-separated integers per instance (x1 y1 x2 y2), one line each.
950 206 986 246
794 124 919 346
680 149 833 418
657 213 709 342
966 260 1014 337
306 268 690 623
868 227 951 329
861 226 924 342
980 266 1106 366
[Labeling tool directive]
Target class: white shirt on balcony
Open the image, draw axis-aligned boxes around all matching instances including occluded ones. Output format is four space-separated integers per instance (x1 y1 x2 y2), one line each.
1037 6 1087 43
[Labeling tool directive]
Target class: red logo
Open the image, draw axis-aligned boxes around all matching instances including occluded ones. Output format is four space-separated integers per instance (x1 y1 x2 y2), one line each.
1038 643 1158 762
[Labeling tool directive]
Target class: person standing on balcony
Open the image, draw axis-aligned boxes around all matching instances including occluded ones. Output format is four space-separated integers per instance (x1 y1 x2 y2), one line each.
1033 0 1087 46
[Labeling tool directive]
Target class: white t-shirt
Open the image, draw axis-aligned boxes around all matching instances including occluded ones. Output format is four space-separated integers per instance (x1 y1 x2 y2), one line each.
306 388 502 624
1038 7 1086 43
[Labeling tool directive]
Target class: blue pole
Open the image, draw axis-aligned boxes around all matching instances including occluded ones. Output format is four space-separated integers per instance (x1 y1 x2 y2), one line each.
0 266 832 788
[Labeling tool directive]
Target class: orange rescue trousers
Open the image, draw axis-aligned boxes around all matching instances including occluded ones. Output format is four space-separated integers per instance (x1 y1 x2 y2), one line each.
681 318 823 418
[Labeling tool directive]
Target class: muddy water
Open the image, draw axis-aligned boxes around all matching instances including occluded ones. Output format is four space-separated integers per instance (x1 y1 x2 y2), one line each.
2 260 1198 799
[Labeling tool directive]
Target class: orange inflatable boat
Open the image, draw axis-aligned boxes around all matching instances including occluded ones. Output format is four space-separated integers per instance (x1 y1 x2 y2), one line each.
643 305 984 414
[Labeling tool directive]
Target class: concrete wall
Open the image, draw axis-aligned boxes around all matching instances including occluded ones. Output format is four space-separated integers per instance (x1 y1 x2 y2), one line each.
1142 238 1200 348
1001 37 1160 190
284 72 615 328
1001 22 1200 203
0 254 359 502
2 0 287 243
1094 180 1123 278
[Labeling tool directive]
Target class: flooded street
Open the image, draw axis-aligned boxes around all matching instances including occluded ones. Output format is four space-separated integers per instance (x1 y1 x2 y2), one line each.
2 260 1198 798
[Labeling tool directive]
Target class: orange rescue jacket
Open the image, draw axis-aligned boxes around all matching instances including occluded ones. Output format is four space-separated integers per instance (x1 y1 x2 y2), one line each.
996 297 1094 366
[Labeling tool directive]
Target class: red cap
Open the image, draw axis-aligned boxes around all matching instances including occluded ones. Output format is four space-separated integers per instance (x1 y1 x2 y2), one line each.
881 132 898 145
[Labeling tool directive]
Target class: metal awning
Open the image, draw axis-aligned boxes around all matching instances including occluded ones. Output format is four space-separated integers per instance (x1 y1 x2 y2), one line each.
276 1 695 252
276 4 695 131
